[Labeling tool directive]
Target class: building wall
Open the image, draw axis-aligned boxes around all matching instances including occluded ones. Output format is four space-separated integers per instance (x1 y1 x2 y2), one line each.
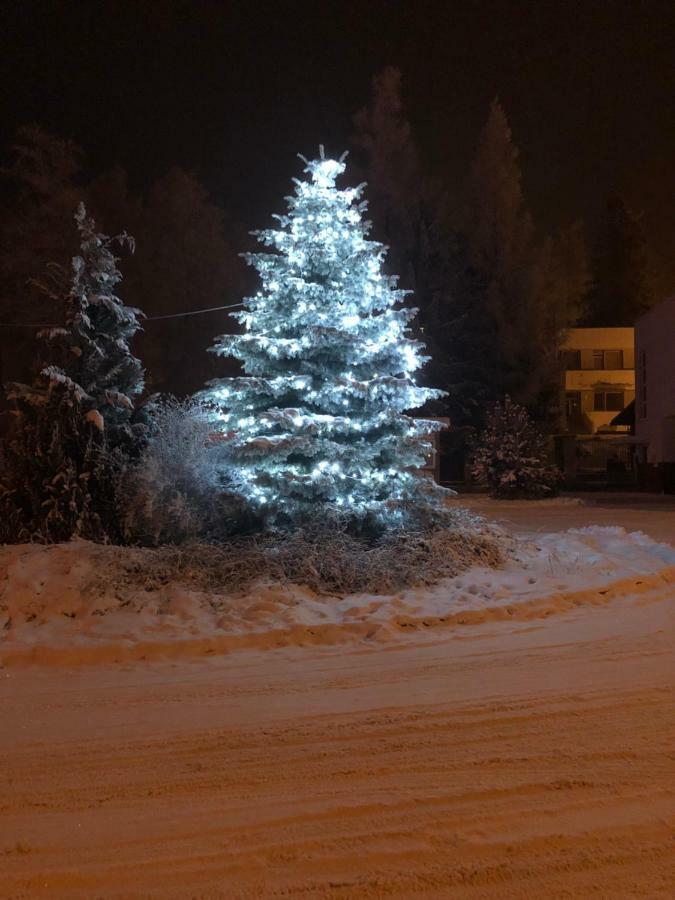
561 328 635 434
561 327 635 355
635 299 675 463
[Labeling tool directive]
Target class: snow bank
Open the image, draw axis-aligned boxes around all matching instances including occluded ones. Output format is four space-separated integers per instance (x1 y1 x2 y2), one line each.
1 527 674 666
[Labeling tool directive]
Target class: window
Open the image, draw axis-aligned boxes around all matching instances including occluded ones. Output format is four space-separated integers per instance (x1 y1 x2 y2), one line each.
593 391 624 412
606 392 624 411
562 349 581 369
592 349 624 370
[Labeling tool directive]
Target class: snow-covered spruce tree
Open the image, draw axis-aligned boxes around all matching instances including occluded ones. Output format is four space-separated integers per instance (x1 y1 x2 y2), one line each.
52 203 145 446
0 204 145 541
471 396 561 499
203 149 447 528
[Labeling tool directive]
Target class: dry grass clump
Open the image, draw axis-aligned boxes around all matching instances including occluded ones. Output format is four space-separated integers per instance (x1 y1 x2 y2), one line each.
99 507 507 596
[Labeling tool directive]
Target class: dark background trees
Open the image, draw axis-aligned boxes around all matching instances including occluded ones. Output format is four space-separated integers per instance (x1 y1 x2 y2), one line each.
0 128 244 397
3 2 672 270
351 77 590 428
582 196 655 327
0 74 656 431
463 98 589 423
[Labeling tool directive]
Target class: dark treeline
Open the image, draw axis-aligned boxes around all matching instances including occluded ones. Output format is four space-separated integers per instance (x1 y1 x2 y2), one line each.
0 68 660 428
0 127 245 397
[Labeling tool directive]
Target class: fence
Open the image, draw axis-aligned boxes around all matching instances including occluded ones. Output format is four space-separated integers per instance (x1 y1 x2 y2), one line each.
554 435 644 487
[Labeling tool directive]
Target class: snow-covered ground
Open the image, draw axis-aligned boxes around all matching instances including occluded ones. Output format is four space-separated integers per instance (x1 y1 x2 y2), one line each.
2 496 674 897
1 496 674 666
460 492 675 542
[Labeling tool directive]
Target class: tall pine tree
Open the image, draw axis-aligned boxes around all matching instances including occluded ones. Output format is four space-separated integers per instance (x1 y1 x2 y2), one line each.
202 150 446 526
0 126 83 386
0 204 145 541
352 67 489 426
351 66 423 289
466 99 588 423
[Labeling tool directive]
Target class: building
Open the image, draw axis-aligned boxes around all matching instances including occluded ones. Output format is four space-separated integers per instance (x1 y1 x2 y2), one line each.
635 298 675 465
561 327 635 434
419 417 450 483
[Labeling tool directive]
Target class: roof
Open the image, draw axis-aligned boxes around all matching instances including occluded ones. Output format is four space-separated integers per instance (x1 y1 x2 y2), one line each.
610 399 635 427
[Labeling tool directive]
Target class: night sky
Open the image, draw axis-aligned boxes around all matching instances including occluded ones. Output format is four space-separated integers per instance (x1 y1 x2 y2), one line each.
2 0 674 292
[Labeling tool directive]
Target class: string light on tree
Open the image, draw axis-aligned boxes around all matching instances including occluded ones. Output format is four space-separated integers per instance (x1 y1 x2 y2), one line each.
203 148 447 523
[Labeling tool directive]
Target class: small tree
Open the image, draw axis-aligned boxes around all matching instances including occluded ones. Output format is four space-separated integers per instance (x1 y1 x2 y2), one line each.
55 203 145 445
202 149 447 528
0 204 145 541
471 396 561 499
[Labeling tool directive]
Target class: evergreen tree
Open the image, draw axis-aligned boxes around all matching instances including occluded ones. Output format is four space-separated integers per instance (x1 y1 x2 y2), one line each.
471 396 561 499
0 126 83 384
421 233 498 428
466 99 588 423
467 99 541 404
546 222 590 332
45 203 145 445
351 66 423 288
127 167 243 395
352 68 483 425
202 150 446 527
0 204 145 541
0 126 242 397
583 195 654 326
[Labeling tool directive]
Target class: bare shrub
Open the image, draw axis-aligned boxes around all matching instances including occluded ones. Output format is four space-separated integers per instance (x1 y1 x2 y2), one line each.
118 398 250 545
97 506 507 596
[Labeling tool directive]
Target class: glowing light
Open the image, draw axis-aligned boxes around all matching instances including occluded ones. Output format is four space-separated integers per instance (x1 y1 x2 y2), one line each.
313 158 346 187
403 345 419 371
341 314 359 328
201 149 446 523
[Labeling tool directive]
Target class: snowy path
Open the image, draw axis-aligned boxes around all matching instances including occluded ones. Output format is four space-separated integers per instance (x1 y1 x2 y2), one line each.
1 592 673 897
459 493 675 543
1 497 673 896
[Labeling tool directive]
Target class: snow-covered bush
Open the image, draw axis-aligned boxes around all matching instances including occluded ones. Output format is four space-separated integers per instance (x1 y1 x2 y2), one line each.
0 204 145 542
0 388 112 542
471 396 561 499
118 398 250 546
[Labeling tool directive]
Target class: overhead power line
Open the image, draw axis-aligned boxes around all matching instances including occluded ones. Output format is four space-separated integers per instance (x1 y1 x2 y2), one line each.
0 301 245 328
143 301 245 321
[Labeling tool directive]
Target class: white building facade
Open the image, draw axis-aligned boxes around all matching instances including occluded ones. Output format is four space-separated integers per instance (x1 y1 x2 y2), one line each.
561 327 635 434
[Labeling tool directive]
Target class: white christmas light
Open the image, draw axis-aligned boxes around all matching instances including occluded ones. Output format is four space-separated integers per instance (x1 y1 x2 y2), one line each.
202 150 446 521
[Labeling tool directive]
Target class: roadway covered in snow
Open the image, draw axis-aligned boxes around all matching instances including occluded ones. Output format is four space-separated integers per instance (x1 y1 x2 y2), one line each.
1 495 674 897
